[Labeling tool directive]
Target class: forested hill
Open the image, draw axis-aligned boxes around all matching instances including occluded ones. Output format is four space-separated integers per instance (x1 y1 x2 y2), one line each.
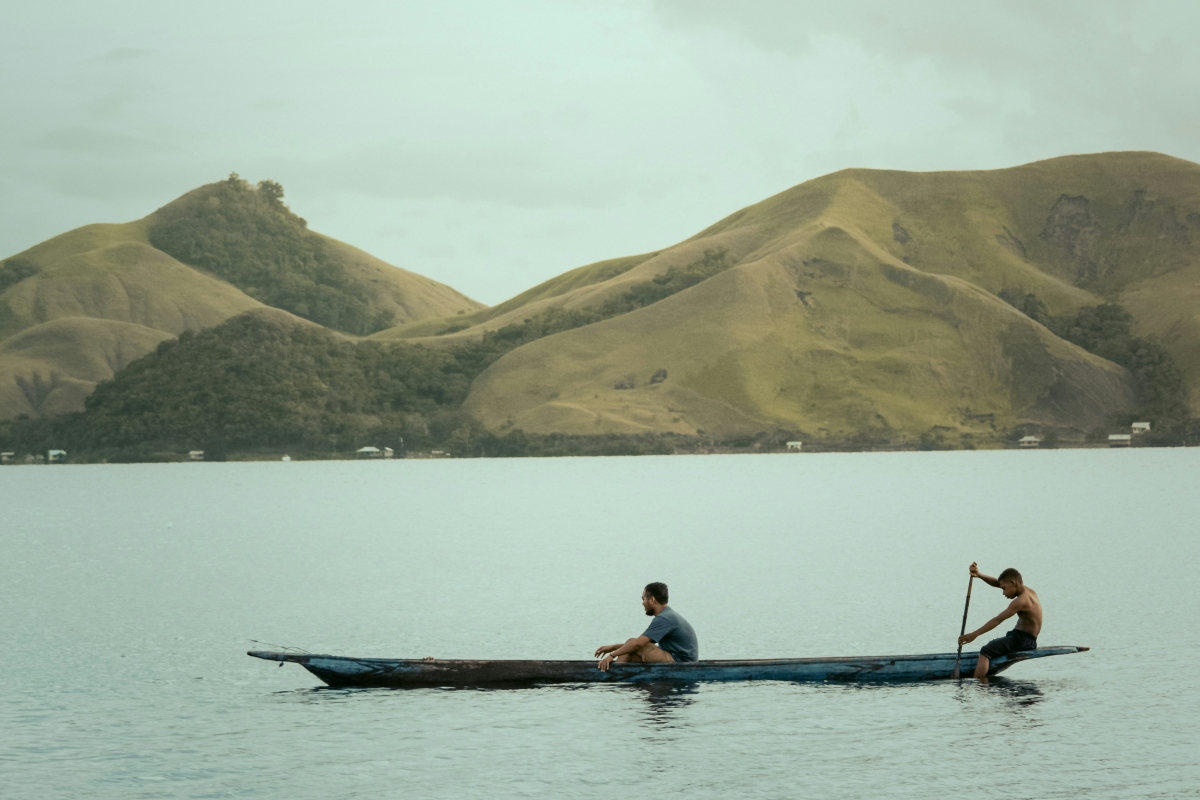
0 176 482 420
149 175 436 336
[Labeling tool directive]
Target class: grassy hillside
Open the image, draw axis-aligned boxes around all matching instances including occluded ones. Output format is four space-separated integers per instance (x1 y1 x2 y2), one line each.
0 177 484 419
147 175 481 335
370 251 659 341
0 317 174 419
451 152 1200 440
5 151 1197 452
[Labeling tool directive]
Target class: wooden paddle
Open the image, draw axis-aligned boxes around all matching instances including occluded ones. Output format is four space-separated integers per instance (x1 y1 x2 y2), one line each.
951 570 975 679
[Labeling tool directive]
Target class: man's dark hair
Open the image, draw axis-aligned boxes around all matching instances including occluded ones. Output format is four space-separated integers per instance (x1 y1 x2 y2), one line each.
644 582 669 604
998 568 1023 584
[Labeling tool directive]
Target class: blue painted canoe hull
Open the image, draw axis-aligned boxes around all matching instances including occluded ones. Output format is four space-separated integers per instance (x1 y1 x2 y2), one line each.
248 646 1088 688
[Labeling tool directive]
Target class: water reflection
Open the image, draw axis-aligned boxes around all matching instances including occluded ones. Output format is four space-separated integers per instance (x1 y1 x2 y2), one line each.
987 678 1045 707
952 677 1046 724
624 681 699 728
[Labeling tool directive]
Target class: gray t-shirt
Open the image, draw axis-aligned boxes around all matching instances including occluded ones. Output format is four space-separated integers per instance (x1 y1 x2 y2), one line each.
642 606 699 662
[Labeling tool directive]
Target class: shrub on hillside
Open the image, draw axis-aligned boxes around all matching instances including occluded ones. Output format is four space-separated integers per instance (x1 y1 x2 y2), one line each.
0 258 39 293
474 249 732 347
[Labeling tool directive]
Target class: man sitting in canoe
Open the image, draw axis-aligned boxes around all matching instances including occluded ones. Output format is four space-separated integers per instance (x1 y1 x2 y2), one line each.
595 582 698 671
958 563 1042 680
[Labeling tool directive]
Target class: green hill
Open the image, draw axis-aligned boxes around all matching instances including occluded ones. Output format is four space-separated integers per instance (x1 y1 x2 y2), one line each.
440 151 1200 441
0 177 484 419
147 175 480 334
6 151 1199 456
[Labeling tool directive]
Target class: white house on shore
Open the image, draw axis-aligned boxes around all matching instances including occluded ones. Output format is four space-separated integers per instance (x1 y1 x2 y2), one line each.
1018 435 1041 449
0 451 14 464
1131 422 1151 435
786 441 803 452
357 446 395 459
48 449 67 463
1108 434 1132 448
188 450 205 461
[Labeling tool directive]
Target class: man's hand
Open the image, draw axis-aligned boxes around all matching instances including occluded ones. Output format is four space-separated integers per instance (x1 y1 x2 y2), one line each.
594 644 619 658
598 654 615 672
959 632 977 646
969 562 980 579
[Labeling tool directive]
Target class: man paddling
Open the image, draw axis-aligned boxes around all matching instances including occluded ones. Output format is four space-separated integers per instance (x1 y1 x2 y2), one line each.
595 582 698 671
958 563 1042 680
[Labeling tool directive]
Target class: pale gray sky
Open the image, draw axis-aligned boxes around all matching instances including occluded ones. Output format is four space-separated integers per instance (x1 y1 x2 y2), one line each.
4 1 1199 304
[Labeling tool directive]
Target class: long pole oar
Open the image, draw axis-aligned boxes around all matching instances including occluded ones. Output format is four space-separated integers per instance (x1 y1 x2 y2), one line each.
951 573 975 679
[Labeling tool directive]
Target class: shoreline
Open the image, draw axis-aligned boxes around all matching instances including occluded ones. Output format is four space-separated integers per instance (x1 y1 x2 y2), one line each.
1 438 1186 465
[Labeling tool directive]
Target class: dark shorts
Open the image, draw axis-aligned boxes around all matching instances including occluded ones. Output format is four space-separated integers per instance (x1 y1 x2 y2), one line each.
980 629 1038 660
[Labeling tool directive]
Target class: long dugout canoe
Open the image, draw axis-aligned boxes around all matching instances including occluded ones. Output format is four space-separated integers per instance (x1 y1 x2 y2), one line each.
248 646 1088 688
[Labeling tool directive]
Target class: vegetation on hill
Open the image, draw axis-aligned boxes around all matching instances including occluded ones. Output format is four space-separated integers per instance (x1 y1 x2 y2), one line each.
998 292 1191 431
457 248 731 345
0 258 39 293
48 313 500 453
148 175 395 335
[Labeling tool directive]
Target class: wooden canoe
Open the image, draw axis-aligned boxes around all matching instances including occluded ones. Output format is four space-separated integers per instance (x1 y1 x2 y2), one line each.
248 646 1088 688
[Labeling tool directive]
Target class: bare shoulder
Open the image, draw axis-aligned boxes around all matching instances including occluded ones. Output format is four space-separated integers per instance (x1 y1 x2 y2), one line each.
1021 587 1040 606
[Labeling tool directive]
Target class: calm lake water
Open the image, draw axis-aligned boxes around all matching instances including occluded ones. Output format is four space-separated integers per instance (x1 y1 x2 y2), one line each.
3 451 1198 799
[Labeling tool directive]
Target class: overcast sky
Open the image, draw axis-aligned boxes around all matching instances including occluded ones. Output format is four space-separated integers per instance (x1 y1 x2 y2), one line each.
4 1 1199 304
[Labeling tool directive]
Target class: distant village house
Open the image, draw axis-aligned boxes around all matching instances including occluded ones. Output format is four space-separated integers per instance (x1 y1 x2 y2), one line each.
356 446 395 459
0 452 14 464
786 441 803 452
48 449 67 463
1131 422 1151 435
1018 435 1041 449
1108 434 1132 448
188 450 205 461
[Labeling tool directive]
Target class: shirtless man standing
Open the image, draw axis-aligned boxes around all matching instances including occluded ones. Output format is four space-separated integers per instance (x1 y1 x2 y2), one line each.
957 563 1043 680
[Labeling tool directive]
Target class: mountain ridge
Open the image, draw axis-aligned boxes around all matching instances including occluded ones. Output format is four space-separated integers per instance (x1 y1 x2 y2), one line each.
3 151 1199 455
438 151 1200 439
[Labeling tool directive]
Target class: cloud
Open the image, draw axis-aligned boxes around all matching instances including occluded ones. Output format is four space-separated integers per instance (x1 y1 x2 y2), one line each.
87 90 138 117
650 0 1200 158
96 47 154 64
271 135 683 210
24 126 181 157
251 99 292 112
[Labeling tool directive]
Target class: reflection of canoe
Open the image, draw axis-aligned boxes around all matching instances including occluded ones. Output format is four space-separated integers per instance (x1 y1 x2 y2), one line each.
248 646 1088 688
